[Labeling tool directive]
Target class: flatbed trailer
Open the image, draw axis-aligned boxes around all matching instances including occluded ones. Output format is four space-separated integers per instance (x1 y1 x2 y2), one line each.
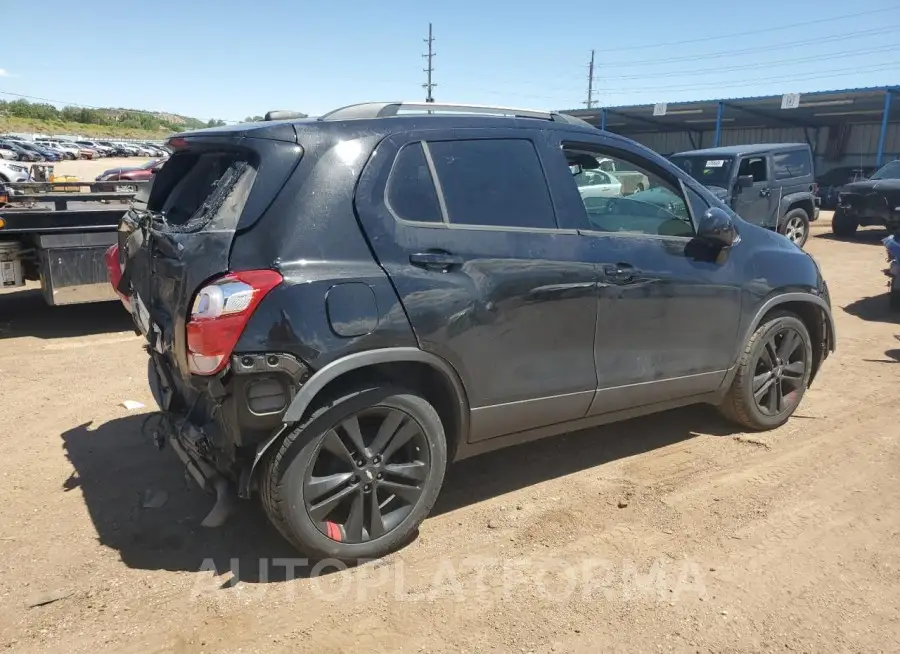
0 180 148 306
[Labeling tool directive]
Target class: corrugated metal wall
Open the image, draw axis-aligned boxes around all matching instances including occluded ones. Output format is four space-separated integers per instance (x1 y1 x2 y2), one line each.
623 122 899 173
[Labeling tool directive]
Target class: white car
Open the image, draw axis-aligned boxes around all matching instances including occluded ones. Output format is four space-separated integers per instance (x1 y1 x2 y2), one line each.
574 168 623 199
39 141 80 160
0 159 30 184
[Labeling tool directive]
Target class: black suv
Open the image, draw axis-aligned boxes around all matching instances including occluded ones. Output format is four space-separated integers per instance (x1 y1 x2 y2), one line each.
670 144 819 248
832 159 900 237
109 102 836 562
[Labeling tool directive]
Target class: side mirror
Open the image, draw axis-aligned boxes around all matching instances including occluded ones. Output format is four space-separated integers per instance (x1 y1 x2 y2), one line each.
697 207 738 247
736 174 754 189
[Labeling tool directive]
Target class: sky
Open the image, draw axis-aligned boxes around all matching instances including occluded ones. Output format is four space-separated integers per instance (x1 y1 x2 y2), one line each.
1 0 899 122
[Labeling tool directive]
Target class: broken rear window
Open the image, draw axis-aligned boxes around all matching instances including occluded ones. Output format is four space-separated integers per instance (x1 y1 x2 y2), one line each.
148 151 256 233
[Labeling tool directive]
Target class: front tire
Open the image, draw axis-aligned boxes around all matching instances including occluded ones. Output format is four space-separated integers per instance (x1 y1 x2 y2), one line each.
719 311 813 431
780 208 810 248
261 385 447 562
831 207 858 238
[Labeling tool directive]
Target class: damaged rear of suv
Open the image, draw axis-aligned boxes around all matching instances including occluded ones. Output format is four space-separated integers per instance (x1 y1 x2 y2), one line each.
110 102 835 563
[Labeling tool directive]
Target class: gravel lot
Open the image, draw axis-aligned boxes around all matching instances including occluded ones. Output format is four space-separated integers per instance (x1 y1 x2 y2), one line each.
0 215 898 653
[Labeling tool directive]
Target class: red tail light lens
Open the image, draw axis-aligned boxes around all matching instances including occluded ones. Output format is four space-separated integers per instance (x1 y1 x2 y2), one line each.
104 243 131 311
186 270 283 375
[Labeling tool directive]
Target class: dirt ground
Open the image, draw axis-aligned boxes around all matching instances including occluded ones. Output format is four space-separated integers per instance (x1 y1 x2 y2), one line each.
49 157 157 181
0 215 898 653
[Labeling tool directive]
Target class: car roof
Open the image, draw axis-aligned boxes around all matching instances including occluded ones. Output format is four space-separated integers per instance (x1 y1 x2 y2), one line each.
672 143 810 157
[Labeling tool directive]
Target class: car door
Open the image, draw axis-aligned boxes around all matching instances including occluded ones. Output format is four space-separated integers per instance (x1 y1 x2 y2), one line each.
354 127 601 442
732 155 778 228
546 132 743 415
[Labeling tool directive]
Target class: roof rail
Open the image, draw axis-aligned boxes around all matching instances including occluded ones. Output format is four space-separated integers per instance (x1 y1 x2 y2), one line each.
318 101 596 128
265 110 308 121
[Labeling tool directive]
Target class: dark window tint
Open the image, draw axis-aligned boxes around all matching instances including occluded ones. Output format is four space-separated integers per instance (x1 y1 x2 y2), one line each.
385 142 443 223
427 139 556 230
772 150 811 179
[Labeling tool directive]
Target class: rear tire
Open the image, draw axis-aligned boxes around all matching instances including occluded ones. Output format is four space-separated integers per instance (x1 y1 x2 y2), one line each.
261 384 447 563
831 207 858 238
719 311 813 431
780 208 810 248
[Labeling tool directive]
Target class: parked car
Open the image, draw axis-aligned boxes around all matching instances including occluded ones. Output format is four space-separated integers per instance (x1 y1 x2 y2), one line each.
885 234 900 310
108 101 835 562
95 157 167 182
0 140 41 162
596 157 650 195
815 166 876 210
97 141 132 156
12 141 63 162
37 141 78 160
670 143 819 248
573 167 623 200
832 159 900 237
0 143 20 160
76 140 115 157
0 159 30 184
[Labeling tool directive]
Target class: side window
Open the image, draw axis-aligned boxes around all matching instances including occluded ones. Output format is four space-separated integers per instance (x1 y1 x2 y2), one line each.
563 144 694 238
737 157 767 182
385 142 443 223
772 150 812 180
426 139 557 230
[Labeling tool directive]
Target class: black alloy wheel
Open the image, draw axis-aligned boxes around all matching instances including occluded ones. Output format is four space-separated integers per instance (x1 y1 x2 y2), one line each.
751 326 807 416
718 311 813 431
262 385 447 562
304 407 431 544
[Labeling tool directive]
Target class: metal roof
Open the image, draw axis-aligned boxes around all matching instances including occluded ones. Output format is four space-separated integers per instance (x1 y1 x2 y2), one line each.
560 86 899 134
670 143 809 157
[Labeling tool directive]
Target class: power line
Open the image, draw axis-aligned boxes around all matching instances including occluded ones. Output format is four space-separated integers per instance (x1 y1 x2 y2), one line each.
588 6 900 53
596 43 900 82
423 23 436 103
585 50 596 109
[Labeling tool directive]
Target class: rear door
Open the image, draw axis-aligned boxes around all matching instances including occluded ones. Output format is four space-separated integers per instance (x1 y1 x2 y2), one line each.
117 135 302 379
354 127 600 443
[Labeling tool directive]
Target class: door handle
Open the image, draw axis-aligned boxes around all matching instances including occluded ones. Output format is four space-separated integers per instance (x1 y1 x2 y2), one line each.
409 251 463 271
602 263 640 282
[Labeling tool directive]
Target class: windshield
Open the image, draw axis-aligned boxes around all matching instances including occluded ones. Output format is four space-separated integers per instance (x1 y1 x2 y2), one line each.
870 160 900 180
669 155 734 187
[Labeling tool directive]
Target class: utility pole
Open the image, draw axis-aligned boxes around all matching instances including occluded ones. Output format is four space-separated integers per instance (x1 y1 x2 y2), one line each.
586 49 596 109
423 23 436 103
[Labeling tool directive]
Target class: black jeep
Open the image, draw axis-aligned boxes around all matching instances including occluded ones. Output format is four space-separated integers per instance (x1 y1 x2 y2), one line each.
109 102 835 562
670 144 819 248
832 159 900 237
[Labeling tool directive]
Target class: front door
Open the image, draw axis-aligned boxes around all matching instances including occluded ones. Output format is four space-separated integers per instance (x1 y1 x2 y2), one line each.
732 155 778 228
354 128 600 442
547 134 744 415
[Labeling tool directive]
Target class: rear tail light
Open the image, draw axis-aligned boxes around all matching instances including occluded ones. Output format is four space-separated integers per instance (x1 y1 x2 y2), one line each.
104 243 131 311
186 270 283 375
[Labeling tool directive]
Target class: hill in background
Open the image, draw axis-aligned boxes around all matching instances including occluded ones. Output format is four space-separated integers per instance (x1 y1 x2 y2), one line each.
0 98 230 139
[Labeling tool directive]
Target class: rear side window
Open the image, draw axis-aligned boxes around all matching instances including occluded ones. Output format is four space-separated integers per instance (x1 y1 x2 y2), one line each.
427 139 556 230
385 142 443 223
773 150 811 180
148 151 255 233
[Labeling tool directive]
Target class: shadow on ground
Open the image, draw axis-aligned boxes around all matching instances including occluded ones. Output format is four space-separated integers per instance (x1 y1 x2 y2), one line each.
0 288 133 339
62 405 736 584
842 293 900 325
813 227 889 246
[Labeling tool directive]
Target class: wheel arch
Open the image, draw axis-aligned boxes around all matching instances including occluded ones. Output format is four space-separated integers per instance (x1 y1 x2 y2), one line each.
283 348 470 459
781 194 815 221
736 292 836 389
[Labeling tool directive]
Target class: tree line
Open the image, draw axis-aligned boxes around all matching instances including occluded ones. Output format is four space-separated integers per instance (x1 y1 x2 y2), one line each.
0 98 210 132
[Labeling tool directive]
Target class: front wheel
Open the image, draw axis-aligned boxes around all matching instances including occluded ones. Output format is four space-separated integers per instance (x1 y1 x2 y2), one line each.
261 385 448 562
831 207 858 238
780 208 810 248
719 311 813 431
